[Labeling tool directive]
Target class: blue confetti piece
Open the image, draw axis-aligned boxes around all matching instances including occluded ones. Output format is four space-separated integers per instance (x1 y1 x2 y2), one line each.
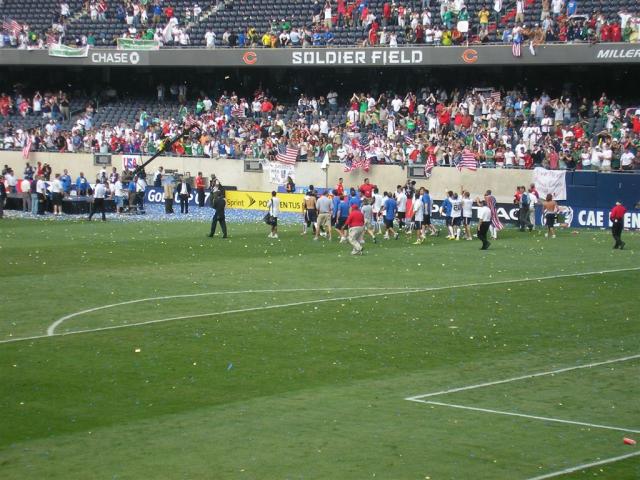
227 362 233 371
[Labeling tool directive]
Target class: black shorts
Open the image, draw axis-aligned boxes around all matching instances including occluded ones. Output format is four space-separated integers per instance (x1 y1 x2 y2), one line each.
445 216 452 226
383 218 394 229
545 213 556 227
452 217 462 226
306 208 317 223
414 221 422 230
336 217 347 229
53 192 63 206
397 211 406 220
423 214 431 225
271 217 278 227
463 216 472 226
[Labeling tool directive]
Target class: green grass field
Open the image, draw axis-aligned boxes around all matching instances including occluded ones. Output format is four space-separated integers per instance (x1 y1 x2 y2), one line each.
1 218 639 479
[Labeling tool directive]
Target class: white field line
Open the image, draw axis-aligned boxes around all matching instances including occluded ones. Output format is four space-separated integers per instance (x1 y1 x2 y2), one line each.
526 451 640 480
45 286 416 336
416 400 640 434
0 266 637 346
405 353 640 401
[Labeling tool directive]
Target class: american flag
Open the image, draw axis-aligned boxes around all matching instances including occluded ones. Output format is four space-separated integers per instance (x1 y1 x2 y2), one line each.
424 156 435 177
275 144 298 165
343 156 370 173
512 41 521 57
485 194 503 230
231 103 245 118
458 149 477 171
2 19 22 36
22 134 32 159
490 90 501 102
46 32 58 45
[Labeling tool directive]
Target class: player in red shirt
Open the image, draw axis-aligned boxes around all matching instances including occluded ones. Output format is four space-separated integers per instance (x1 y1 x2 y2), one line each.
344 204 365 255
359 178 376 199
609 201 627 249
336 178 345 197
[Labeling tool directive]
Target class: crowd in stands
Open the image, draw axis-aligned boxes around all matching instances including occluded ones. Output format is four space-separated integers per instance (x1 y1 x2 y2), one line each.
1 84 640 171
1 0 639 48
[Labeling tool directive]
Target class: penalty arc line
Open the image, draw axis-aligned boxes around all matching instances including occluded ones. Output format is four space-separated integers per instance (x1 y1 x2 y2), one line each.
44 286 418 337
0 265 638 346
415 400 640 434
526 451 640 480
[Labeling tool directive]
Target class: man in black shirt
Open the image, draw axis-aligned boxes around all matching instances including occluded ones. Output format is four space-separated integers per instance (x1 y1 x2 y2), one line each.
207 191 227 238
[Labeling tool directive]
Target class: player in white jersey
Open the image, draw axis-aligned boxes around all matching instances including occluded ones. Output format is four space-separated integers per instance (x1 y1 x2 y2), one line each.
461 190 474 240
411 193 425 244
371 187 384 233
449 193 463 240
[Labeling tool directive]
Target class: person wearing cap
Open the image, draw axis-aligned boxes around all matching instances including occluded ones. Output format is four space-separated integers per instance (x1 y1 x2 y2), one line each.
344 203 365 255
609 201 627 249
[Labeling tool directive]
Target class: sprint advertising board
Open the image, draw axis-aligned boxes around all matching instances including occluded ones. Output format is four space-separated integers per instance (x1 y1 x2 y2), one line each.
225 190 304 212
145 187 304 211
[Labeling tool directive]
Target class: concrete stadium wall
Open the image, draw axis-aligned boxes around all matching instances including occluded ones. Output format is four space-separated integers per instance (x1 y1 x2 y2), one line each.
0 151 533 202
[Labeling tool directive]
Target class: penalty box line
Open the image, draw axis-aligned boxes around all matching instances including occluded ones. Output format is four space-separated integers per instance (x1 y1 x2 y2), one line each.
526 451 640 480
406 353 640 434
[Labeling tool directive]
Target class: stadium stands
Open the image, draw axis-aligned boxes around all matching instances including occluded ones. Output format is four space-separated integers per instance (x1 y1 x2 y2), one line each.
1 0 639 47
1 84 638 172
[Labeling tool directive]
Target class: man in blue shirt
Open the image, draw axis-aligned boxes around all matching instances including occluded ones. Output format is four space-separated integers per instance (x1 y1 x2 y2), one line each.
60 169 72 196
382 191 399 239
348 189 362 209
440 190 454 239
331 189 341 224
421 187 438 236
76 172 89 196
335 195 351 242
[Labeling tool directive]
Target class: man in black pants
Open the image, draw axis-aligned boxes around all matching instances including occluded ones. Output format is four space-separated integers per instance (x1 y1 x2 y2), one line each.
207 191 227 238
609 201 627 249
88 179 107 221
476 199 492 250
177 176 191 214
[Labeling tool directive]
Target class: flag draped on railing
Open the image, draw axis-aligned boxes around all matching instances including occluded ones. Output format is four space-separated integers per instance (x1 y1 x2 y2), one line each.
22 135 32 159
117 38 160 50
458 150 478 171
48 44 89 58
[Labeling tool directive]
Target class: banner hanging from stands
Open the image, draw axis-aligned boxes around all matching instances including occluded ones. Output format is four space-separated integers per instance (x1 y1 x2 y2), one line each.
48 44 89 58
116 38 160 50
533 167 567 200
263 161 295 186
122 154 141 171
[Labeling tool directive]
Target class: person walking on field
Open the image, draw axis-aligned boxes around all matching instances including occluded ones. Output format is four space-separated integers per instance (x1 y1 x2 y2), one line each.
542 194 558 238
207 191 227 238
476 198 492 250
609 201 626 249
344 204 365 255
267 191 281 238
88 179 107 221
315 190 333 241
